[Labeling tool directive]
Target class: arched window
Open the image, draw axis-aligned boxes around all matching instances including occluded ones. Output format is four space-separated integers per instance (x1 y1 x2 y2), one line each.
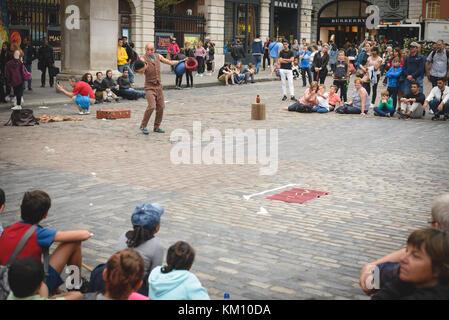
426 0 440 19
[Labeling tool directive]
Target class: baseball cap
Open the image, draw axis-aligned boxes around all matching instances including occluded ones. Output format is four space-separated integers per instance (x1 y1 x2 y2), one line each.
409 42 419 47
131 203 164 230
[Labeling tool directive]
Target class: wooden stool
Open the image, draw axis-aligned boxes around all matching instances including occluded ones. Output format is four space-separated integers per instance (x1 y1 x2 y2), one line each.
251 103 266 120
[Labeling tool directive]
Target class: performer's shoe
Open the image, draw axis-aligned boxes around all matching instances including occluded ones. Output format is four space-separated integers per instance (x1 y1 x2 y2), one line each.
140 127 150 135
154 128 165 133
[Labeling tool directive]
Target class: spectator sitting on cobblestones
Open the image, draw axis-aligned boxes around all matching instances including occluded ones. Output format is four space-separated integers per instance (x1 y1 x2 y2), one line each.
102 70 120 98
117 69 145 100
360 194 449 296
56 76 95 115
398 82 426 119
84 249 147 300
148 241 210 300
422 77 449 121
94 72 118 103
371 228 449 300
283 81 318 113
81 73 94 91
0 190 92 296
327 84 342 112
7 257 82 300
373 90 394 117
336 78 370 116
217 63 235 86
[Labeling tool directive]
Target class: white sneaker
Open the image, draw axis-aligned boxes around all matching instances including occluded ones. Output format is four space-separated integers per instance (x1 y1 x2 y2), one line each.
11 105 22 110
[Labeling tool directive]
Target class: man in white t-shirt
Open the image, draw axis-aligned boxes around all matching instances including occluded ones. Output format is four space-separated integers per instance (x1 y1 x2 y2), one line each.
422 77 449 121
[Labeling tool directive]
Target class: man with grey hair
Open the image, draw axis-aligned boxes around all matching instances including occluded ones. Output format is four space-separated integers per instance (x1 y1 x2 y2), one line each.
426 39 449 88
56 76 96 115
359 194 449 295
134 43 183 135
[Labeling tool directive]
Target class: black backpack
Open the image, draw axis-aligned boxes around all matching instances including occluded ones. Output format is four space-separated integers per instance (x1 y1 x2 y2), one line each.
4 109 39 126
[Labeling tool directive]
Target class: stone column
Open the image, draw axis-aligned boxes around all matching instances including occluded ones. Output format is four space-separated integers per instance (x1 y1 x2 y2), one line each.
260 0 270 41
300 0 313 43
199 0 225 67
59 0 119 78
131 0 155 57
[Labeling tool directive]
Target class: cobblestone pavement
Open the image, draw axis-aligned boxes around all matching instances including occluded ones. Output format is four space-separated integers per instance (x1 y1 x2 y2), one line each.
0 77 448 300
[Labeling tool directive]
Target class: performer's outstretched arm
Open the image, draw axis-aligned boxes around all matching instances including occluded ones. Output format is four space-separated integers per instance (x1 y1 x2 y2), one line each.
159 54 185 66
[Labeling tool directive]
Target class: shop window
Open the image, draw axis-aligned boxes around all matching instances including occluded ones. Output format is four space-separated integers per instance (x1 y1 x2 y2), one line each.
426 0 440 19
388 0 400 10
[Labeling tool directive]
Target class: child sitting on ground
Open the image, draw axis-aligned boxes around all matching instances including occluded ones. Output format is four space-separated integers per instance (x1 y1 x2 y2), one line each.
0 190 92 296
327 84 342 111
148 241 210 300
312 84 330 113
84 249 148 300
374 90 394 117
7 257 82 300
88 203 165 296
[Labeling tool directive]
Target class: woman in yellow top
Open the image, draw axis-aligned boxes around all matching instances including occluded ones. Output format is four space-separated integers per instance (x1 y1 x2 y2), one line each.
117 38 134 84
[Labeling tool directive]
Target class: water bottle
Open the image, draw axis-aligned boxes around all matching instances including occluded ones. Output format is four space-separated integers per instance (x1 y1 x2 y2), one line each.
224 292 230 300
256 95 260 103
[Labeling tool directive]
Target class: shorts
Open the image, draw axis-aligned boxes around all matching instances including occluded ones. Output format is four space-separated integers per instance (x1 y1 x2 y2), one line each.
45 265 64 295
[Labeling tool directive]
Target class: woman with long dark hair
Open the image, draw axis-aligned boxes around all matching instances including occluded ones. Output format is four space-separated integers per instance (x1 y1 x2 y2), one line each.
0 41 12 102
312 44 329 84
5 50 25 110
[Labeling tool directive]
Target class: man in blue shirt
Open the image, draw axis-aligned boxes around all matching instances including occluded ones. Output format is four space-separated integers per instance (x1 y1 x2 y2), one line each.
299 45 312 87
402 42 426 95
269 39 281 76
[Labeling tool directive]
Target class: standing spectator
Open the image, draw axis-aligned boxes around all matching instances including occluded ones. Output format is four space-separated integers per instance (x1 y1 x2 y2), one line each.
333 50 350 103
175 49 187 89
317 40 323 52
20 37 35 91
37 39 55 88
381 46 393 85
184 42 195 88
0 41 12 103
263 37 271 71
312 44 329 84
328 40 338 74
167 37 180 73
205 40 215 75
231 39 245 66
364 46 383 107
251 34 263 74
122 37 135 74
397 48 410 102
5 50 25 110
269 40 280 76
195 41 207 77
426 40 449 88
402 42 426 95
148 241 210 300
117 38 134 85
302 38 308 47
422 77 449 121
355 41 370 70
291 39 301 58
385 57 402 113
278 40 296 102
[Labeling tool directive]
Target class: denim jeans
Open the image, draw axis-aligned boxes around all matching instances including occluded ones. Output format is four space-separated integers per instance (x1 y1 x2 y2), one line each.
429 98 449 116
403 77 423 95
387 86 399 111
118 65 135 83
300 67 312 87
124 88 145 98
374 106 393 116
312 106 329 113
253 55 262 74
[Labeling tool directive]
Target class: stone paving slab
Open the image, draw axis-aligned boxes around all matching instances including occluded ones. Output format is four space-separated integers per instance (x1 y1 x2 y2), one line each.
0 79 448 300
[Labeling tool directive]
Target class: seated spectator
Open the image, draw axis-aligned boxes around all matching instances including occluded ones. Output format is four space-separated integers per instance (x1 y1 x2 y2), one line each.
398 82 426 119
422 78 449 121
273 62 281 79
88 203 165 296
373 90 394 117
94 72 118 103
312 84 330 113
81 73 95 91
0 190 91 296
0 188 5 237
56 76 95 115
84 249 147 300
101 70 121 98
7 257 82 300
360 194 449 295
117 69 145 99
371 228 449 300
148 241 210 300
335 78 370 116
282 81 318 113
232 64 245 85
217 64 235 86
292 58 300 79
328 84 342 111
241 62 256 84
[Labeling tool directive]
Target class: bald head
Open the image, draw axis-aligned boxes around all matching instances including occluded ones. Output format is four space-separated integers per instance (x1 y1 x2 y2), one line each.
145 43 155 57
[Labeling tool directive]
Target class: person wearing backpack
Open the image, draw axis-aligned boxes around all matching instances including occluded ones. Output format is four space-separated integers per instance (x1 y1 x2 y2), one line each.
426 40 449 88
0 190 92 296
5 50 25 110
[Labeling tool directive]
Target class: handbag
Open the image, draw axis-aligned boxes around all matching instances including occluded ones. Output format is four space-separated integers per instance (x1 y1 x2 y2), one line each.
22 64 32 81
4 109 39 126
50 66 60 77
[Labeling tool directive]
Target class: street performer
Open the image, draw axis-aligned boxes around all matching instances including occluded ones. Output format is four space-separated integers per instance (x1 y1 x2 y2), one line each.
134 43 184 135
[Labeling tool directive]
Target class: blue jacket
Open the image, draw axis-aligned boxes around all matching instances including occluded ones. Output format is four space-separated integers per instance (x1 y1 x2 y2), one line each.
269 42 280 58
385 66 402 88
402 53 426 80
148 267 210 300
299 51 312 68
252 39 263 55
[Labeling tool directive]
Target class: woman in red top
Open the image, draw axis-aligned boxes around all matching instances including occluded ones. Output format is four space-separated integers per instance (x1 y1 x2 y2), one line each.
5 50 25 110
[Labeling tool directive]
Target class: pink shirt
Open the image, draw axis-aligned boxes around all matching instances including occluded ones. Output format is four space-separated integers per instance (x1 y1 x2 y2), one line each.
128 292 149 300
328 92 341 106
299 88 318 106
